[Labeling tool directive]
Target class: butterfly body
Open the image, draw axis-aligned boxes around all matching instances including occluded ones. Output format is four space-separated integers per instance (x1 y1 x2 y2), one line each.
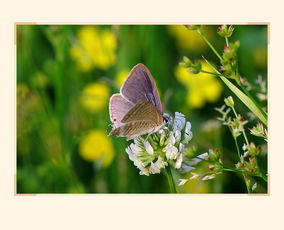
109 64 164 140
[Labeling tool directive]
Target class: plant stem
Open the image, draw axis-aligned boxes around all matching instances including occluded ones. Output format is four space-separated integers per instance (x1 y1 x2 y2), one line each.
197 28 223 61
225 37 229 46
228 127 250 193
165 166 177 193
200 70 222 76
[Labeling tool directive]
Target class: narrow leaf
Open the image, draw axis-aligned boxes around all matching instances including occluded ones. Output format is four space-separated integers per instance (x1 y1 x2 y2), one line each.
220 76 267 125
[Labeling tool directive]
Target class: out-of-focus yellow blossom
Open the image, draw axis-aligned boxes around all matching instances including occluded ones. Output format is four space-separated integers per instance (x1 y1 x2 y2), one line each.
183 177 211 193
70 26 117 72
79 130 114 167
175 61 223 108
168 26 213 53
253 47 267 68
115 69 130 87
80 82 109 113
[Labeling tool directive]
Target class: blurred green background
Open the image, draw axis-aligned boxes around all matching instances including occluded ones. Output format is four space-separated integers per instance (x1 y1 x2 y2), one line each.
17 25 267 193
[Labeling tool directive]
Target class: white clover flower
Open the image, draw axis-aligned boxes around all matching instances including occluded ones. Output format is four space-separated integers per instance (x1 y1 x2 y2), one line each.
125 112 194 176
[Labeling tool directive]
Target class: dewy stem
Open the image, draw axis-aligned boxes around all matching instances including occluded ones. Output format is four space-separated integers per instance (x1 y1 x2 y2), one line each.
165 166 177 193
197 28 223 61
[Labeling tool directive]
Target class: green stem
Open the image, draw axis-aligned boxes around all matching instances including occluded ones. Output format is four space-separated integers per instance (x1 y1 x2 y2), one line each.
200 70 222 76
165 166 177 193
225 37 229 46
229 127 250 193
197 28 223 61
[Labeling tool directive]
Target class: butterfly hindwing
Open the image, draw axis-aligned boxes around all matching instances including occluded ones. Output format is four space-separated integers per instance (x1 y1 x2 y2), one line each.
121 100 163 125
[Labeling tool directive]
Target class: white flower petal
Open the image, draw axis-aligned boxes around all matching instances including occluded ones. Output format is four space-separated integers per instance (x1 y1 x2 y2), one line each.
179 143 185 152
149 162 160 174
168 132 176 145
180 165 195 173
144 141 154 155
165 144 179 160
185 122 192 134
189 172 199 180
130 143 141 154
154 156 168 169
197 152 208 159
174 130 181 142
173 112 186 131
178 179 189 186
183 131 193 144
202 174 216 181
175 153 183 169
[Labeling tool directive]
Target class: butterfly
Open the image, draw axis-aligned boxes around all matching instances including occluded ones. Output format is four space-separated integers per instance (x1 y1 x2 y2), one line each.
109 63 168 140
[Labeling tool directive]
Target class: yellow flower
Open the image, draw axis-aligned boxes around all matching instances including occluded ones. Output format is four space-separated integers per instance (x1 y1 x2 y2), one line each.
79 129 114 167
253 47 267 68
115 69 130 87
80 82 109 113
70 26 117 71
183 176 211 193
175 61 223 108
168 25 213 53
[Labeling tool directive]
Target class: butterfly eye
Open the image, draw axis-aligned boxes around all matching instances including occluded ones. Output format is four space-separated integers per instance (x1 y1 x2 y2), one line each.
162 113 171 123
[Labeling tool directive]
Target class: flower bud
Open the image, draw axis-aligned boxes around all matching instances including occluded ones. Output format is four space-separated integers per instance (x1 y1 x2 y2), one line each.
179 56 192 68
224 96 234 108
217 25 234 38
188 59 202 74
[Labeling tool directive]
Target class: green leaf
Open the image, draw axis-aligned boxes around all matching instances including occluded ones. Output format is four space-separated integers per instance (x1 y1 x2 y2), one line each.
220 76 267 125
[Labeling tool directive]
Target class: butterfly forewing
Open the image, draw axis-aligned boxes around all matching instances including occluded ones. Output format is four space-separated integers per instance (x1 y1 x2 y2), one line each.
120 64 163 113
109 93 134 128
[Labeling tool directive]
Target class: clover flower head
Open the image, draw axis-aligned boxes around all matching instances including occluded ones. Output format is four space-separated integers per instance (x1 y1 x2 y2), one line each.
125 112 193 176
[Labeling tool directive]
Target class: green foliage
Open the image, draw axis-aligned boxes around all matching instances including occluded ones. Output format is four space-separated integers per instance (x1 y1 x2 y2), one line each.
17 25 267 193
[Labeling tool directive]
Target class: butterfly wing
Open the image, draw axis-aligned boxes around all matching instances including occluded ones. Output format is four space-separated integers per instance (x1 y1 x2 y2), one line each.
120 64 163 114
121 100 163 125
109 120 158 140
109 100 163 139
109 93 134 128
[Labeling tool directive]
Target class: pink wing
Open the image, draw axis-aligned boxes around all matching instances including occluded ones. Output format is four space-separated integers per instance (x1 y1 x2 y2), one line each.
120 64 163 114
109 93 134 128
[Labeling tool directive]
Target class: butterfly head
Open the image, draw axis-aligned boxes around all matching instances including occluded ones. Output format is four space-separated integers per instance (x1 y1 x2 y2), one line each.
162 113 172 124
